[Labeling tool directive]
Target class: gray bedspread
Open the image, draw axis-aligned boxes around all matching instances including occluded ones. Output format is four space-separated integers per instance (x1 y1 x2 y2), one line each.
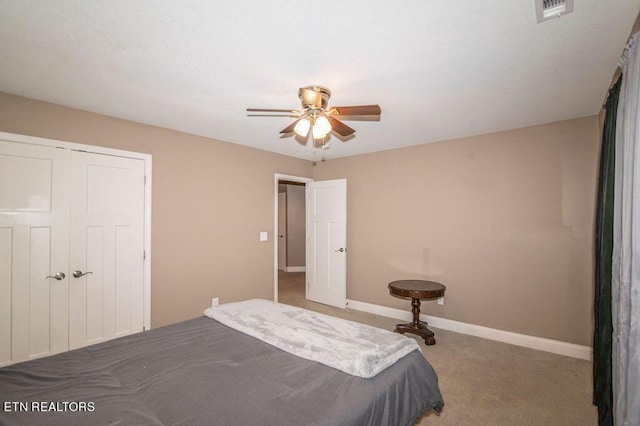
0 316 444 425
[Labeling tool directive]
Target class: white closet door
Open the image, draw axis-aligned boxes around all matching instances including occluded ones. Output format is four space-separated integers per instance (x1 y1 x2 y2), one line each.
0 140 70 366
69 151 145 349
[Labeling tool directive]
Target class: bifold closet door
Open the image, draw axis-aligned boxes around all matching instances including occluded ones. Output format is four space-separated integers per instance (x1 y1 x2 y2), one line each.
69 151 145 350
0 139 146 366
0 141 71 366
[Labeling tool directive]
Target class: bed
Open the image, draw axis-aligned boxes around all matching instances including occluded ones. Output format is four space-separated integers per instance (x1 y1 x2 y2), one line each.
0 299 444 425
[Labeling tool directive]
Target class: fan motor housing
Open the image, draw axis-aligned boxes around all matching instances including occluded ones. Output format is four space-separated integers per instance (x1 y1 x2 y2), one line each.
299 86 331 110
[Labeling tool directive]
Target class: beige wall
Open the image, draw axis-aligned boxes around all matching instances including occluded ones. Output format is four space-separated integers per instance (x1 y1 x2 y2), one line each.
0 91 600 346
313 117 599 346
0 92 313 328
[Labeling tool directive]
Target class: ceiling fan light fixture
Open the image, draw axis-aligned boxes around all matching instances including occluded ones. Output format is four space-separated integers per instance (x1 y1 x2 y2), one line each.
294 117 310 137
247 85 381 148
312 115 332 139
312 125 326 140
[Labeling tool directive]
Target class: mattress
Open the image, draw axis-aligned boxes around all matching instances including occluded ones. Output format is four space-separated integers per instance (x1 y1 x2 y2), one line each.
0 315 444 425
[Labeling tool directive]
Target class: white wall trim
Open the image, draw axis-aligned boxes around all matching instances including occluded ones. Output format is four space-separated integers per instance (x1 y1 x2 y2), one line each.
285 266 306 273
346 299 593 361
0 131 153 331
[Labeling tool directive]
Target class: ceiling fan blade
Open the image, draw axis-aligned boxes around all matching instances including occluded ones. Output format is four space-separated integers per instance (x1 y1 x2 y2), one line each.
330 105 381 116
280 119 301 134
247 108 299 113
329 118 356 137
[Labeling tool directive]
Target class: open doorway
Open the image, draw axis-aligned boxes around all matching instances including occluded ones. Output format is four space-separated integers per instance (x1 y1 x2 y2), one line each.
274 174 313 305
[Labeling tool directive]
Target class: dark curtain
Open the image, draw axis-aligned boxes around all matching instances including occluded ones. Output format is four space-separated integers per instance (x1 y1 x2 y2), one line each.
593 76 621 426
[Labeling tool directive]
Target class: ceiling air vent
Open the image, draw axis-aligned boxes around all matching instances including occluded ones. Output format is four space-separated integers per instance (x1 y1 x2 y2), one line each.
535 0 574 23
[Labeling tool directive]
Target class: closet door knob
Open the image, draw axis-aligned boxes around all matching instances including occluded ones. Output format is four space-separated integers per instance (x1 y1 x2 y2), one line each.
45 272 66 281
72 270 93 278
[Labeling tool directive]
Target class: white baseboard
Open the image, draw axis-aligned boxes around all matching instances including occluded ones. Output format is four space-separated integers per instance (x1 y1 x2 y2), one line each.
285 266 306 273
346 299 593 361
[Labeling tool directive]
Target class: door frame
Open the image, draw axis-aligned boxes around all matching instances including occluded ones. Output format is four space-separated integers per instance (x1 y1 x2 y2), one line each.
273 173 313 302
0 131 152 330
277 192 287 271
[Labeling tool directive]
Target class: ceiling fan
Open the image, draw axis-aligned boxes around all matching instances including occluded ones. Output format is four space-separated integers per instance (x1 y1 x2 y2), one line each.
247 86 381 146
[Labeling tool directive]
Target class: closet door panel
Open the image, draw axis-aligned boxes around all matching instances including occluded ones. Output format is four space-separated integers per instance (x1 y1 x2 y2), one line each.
0 140 70 366
69 151 145 349
28 227 52 356
85 226 104 343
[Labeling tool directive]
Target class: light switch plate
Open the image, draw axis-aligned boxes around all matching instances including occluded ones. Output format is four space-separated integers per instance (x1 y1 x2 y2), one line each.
259 231 268 241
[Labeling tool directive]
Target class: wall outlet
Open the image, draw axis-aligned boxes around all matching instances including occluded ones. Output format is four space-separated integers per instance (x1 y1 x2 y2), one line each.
212 297 219 307
437 297 444 306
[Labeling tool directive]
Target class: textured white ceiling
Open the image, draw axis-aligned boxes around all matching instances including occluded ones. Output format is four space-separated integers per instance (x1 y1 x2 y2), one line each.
0 1 638 161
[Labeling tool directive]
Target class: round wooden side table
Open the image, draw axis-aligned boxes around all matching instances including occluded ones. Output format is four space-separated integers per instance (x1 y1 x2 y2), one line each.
388 280 446 345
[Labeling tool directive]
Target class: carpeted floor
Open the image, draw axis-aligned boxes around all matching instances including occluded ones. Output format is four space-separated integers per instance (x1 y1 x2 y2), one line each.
277 271 597 426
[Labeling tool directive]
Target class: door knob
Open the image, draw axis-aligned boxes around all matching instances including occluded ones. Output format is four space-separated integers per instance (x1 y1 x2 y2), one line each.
45 272 66 281
335 248 346 253
73 270 93 278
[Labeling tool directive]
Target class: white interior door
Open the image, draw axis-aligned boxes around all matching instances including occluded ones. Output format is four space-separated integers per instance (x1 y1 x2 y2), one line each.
278 192 287 271
69 151 145 349
306 179 347 308
0 140 70 366
1 134 149 366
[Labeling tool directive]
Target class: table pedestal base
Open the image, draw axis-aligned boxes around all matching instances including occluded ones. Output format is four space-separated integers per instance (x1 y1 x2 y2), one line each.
393 297 436 345
394 321 436 345
388 280 445 346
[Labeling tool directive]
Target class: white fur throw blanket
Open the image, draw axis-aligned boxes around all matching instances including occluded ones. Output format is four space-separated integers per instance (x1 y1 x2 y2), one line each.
203 299 420 378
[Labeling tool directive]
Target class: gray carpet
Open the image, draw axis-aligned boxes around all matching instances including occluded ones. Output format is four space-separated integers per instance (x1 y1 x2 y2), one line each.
278 271 597 426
